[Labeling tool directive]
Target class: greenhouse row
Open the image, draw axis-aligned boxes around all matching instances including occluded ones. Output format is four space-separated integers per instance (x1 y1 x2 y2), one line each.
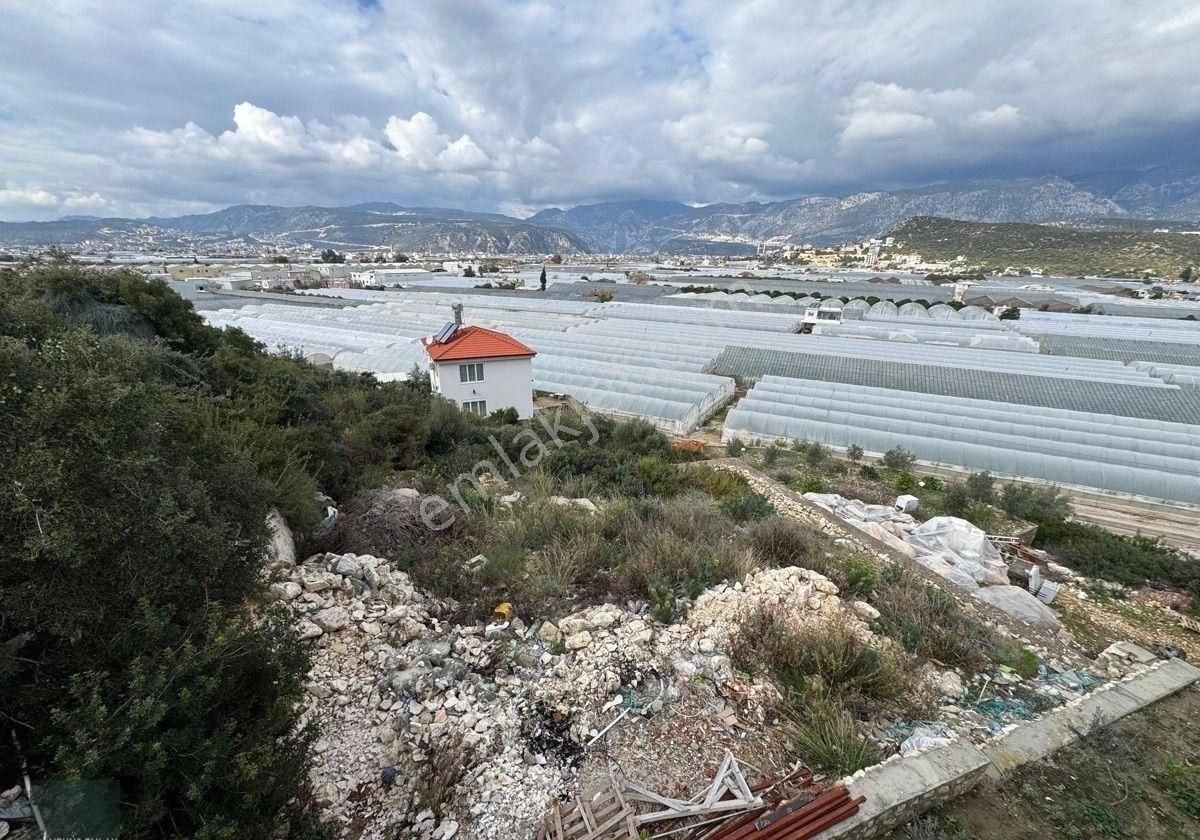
723 376 1200 505
709 347 1200 423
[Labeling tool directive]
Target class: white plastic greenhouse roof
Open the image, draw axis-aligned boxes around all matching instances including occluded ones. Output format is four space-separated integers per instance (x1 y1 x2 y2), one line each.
723 376 1200 505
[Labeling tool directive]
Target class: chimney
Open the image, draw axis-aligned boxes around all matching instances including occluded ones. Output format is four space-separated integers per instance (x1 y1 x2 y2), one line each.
452 303 463 327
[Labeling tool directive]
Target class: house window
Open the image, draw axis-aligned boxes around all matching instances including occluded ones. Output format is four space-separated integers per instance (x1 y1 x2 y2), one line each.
461 399 487 416
459 362 484 383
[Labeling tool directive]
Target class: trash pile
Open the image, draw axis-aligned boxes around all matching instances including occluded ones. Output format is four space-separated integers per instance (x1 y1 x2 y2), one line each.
270 550 868 839
804 494 1060 629
537 754 865 840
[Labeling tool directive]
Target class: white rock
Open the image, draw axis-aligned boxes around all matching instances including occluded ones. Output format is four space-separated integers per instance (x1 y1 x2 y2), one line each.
313 606 351 632
565 631 592 651
297 620 323 640
537 621 562 644
852 601 881 621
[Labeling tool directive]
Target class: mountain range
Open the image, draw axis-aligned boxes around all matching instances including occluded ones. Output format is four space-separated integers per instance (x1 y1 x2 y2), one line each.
2 162 1198 255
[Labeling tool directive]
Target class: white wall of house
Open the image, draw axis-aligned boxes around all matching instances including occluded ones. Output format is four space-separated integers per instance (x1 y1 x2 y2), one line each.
430 356 534 419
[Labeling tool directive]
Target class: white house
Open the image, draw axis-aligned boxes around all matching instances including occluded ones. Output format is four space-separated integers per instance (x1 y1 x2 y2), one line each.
423 317 536 419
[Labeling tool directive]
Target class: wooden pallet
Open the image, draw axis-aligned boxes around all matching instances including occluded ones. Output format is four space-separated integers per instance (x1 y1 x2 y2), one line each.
537 780 639 840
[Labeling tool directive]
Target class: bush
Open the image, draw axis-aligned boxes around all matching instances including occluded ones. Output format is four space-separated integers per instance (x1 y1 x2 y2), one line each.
786 693 882 776
992 639 1040 678
940 482 972 517
859 464 880 480
999 482 1070 521
893 472 918 493
882 446 916 472
870 571 996 671
685 464 749 499
719 492 775 522
964 471 996 504
1032 517 1199 590
845 558 879 598
629 455 685 497
0 312 317 837
733 610 912 707
798 474 828 494
805 442 829 468
763 442 783 466
846 444 864 462
726 437 747 457
964 502 996 532
747 517 825 567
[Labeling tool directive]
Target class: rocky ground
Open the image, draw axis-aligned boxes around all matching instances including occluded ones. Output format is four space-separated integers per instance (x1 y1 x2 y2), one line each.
251 464 1196 840
270 543 877 839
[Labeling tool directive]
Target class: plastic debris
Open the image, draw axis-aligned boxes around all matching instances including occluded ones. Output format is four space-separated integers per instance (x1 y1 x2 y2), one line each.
899 724 955 755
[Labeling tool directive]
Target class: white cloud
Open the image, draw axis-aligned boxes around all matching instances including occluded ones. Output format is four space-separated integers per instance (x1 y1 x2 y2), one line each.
1 0 1198 220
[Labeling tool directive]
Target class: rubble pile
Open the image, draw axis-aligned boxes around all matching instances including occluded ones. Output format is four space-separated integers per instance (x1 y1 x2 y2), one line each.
269 552 862 838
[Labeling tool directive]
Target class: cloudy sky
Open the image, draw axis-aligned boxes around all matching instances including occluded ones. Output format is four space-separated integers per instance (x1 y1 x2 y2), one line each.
2 0 1198 221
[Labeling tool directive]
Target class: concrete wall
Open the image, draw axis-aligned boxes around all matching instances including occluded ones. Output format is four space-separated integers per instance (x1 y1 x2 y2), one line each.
431 356 535 419
813 658 1200 839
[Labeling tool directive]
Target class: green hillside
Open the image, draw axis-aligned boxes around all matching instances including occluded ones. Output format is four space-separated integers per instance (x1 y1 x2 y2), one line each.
888 216 1200 278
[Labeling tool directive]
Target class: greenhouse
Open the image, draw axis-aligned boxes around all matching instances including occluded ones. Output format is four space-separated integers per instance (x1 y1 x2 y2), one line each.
709 348 1200 423
723 377 1200 505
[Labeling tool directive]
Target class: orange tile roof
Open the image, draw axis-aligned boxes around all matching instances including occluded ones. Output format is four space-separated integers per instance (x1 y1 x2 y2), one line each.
424 325 537 362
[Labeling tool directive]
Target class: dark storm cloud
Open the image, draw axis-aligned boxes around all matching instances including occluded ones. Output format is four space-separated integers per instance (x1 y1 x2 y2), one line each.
1 0 1197 220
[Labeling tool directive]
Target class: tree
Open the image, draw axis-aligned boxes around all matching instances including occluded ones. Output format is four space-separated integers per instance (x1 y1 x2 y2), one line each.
549 253 564 264
1181 265 1194 282
319 248 345 263
998 306 1021 320
965 471 996 504
846 444 864 462
539 266 547 291
0 320 317 839
881 446 916 472
463 265 476 278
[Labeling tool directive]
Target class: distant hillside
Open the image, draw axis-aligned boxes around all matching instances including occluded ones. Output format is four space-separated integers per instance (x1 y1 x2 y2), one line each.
0 203 591 255
532 176 1135 252
4 162 1200 255
889 216 1200 278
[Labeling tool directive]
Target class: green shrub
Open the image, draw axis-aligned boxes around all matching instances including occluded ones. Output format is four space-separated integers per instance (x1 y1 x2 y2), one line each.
630 454 685 497
787 692 882 776
726 437 747 457
845 559 879 598
999 482 1070 521
940 482 971 517
992 639 1040 678
859 464 880 480
719 492 775 522
685 464 750 499
870 571 995 671
763 442 783 466
798 474 828 494
964 471 996 504
747 517 825 567
733 609 912 707
846 444 864 462
882 446 916 472
1032 517 1198 589
893 472 918 493
0 296 319 837
805 442 829 468
964 502 996 532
